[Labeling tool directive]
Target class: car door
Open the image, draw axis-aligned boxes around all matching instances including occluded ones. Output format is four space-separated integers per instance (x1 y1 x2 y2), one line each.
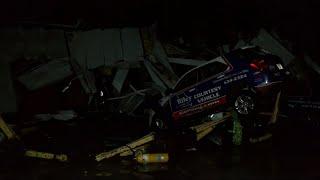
170 59 231 120
170 70 199 116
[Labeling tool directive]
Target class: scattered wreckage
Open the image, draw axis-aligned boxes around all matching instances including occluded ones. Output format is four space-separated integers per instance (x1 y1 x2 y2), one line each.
0 26 296 165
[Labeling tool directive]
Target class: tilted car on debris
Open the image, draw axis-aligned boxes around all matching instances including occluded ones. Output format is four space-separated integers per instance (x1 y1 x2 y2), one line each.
152 46 288 129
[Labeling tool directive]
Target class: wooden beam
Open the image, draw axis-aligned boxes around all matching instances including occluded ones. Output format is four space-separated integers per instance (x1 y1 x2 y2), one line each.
119 144 149 157
190 113 231 133
270 91 281 124
95 132 155 162
25 150 68 162
196 127 214 141
0 115 18 140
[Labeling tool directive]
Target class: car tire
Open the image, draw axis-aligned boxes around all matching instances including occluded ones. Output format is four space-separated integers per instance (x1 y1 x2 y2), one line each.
233 90 256 116
232 90 260 138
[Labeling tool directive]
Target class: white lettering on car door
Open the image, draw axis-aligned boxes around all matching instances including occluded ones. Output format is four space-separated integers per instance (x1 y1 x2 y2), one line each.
224 74 247 85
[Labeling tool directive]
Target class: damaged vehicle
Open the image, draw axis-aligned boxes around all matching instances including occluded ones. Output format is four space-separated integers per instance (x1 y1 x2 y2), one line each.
152 46 288 129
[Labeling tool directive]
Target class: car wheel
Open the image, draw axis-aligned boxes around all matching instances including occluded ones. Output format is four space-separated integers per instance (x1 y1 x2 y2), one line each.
234 91 256 115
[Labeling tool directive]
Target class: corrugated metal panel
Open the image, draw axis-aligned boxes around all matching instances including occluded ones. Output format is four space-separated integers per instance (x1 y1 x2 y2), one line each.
72 28 143 69
122 28 144 62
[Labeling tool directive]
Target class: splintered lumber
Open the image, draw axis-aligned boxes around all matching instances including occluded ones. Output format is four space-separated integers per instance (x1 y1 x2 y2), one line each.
196 127 214 141
25 150 68 162
270 91 281 124
96 132 155 162
120 144 149 157
190 113 231 133
0 115 18 140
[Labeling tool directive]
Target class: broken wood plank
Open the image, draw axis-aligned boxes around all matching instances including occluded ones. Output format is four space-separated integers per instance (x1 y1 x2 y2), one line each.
95 132 155 162
25 150 68 162
190 113 231 133
119 144 149 157
0 115 18 140
196 127 214 141
270 91 281 124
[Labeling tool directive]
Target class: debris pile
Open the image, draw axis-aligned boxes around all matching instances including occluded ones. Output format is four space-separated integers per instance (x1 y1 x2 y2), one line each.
1 24 317 172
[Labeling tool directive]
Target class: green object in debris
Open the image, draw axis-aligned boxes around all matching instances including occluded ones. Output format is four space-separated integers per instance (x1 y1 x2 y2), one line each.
232 111 243 146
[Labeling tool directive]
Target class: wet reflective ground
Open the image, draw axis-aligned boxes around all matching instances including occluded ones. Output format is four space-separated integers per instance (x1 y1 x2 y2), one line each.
1 117 320 180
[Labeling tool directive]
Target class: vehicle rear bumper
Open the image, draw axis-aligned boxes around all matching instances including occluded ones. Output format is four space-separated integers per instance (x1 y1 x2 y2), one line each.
254 81 282 96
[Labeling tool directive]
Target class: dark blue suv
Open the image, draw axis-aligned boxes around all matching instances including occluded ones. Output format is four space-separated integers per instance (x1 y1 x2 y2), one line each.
153 46 287 128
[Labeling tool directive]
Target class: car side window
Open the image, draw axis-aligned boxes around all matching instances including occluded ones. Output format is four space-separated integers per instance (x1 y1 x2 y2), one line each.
174 70 198 91
198 61 228 82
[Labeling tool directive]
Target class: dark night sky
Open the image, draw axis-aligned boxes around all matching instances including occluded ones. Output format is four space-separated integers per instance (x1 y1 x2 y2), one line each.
0 0 319 60
0 0 317 25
